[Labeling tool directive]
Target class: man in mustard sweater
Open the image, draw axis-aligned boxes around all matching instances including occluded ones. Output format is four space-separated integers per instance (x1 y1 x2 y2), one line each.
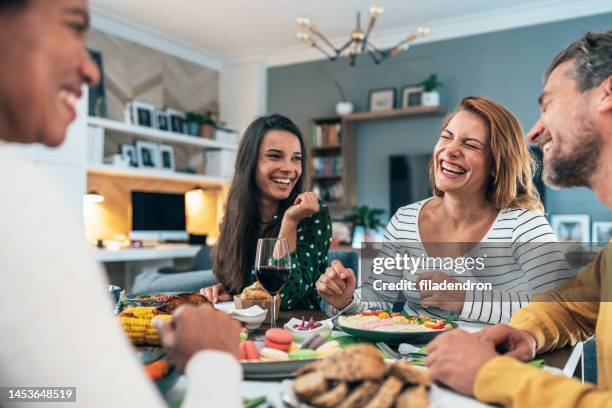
425 30 612 407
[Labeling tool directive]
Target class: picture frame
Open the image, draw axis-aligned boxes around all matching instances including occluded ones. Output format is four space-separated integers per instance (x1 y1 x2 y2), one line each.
159 144 175 171
551 214 590 242
331 221 353 246
135 140 160 169
87 49 107 118
592 221 612 246
120 144 138 167
156 110 170 131
166 108 186 134
401 85 423 108
368 88 396 112
130 100 156 128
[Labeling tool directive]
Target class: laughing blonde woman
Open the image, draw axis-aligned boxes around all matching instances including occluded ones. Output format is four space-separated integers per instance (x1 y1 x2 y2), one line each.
317 96 573 324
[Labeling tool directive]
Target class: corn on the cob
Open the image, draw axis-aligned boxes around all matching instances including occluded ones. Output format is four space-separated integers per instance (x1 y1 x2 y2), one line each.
117 311 171 346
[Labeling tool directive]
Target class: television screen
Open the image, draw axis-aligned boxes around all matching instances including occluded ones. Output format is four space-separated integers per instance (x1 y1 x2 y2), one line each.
131 191 187 241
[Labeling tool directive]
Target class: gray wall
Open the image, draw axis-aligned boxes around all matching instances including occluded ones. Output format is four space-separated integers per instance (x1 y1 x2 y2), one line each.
268 13 612 223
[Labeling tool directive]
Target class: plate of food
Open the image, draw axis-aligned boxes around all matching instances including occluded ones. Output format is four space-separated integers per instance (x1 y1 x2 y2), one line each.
333 311 457 344
240 327 346 380
282 344 431 408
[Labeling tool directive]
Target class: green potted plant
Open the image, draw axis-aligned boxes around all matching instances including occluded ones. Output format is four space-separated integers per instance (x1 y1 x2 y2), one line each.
184 111 216 137
420 74 442 107
343 205 386 243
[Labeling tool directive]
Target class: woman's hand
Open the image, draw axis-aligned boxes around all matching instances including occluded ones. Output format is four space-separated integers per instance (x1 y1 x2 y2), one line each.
316 260 356 310
416 271 466 313
283 192 319 225
200 283 232 303
155 304 241 372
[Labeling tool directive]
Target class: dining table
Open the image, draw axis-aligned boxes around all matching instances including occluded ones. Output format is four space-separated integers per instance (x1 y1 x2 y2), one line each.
164 309 585 408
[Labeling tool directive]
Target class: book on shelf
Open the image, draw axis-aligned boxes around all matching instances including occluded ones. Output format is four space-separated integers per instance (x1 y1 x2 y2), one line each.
312 181 344 203
311 156 342 177
311 122 342 147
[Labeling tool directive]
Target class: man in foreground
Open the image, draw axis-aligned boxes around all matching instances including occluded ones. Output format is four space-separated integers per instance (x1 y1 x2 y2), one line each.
0 0 241 406
425 30 612 406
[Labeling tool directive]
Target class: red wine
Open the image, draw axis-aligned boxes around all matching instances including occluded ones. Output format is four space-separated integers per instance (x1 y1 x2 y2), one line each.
256 266 290 295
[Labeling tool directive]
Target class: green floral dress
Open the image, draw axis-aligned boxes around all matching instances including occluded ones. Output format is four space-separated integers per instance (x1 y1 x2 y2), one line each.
246 201 332 310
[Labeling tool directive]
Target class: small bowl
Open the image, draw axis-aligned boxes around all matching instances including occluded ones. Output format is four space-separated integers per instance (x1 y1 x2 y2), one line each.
229 306 268 330
284 318 333 342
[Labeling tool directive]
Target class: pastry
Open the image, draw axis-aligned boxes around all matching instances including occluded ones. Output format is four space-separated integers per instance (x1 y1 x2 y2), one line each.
363 375 404 408
289 349 317 360
391 360 432 386
396 385 429 408
310 382 348 408
239 340 259 360
292 371 328 400
260 347 289 361
264 328 293 351
337 381 381 408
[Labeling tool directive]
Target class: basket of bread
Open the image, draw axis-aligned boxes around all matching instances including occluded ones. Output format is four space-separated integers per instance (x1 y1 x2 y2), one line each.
287 344 430 408
234 281 280 316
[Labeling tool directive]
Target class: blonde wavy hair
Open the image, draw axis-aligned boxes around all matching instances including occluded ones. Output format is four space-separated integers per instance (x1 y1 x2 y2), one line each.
428 96 544 212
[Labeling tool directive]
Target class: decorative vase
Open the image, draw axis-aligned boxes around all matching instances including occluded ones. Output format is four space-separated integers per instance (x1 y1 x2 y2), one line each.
422 91 440 107
336 101 354 115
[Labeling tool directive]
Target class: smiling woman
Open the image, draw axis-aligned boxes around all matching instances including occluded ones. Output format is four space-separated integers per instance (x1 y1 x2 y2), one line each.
202 114 332 310
319 96 574 325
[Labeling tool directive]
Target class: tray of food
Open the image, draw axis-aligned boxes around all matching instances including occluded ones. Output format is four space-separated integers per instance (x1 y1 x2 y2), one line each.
116 292 209 346
240 326 347 380
282 344 430 408
334 311 457 344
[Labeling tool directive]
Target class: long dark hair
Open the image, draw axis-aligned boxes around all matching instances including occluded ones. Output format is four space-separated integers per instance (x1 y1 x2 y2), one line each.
214 114 306 293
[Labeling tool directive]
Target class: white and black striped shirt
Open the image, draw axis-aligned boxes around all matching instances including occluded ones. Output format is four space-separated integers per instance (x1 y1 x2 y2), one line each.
330 198 574 324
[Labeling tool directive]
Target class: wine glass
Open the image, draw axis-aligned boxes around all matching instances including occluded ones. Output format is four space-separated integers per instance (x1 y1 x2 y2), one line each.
255 238 292 327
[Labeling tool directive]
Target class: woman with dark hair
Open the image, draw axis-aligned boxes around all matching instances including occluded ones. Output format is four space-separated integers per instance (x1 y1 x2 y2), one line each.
0 0 241 406
201 114 332 310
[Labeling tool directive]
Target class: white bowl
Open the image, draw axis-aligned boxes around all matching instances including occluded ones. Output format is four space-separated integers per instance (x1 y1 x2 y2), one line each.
283 318 333 342
215 304 268 330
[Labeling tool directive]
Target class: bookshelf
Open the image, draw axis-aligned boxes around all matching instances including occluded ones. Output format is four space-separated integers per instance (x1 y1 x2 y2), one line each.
309 117 356 207
309 106 446 209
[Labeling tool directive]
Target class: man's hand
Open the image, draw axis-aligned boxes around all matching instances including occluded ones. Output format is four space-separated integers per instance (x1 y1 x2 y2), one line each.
316 260 356 310
476 324 537 361
416 271 466 313
155 304 241 372
200 283 232 303
283 192 319 225
425 329 498 396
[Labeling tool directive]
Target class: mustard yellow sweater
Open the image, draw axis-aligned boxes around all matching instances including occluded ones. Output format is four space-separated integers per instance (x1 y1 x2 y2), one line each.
474 244 612 407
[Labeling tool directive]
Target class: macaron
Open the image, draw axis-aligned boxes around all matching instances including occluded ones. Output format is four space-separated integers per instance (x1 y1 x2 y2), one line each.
264 328 293 351
289 349 317 360
260 347 289 361
315 340 342 358
301 333 326 350
239 340 259 360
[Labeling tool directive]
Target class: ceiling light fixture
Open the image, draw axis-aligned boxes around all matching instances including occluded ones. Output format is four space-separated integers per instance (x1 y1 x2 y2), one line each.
296 5 430 66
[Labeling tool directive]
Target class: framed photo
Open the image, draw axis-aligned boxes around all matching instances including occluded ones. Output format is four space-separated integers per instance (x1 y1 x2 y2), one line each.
120 144 138 167
130 100 156 128
592 221 612 245
135 140 160 169
166 108 186 134
401 85 423 108
551 214 590 242
159 144 175 171
156 110 170 131
368 88 396 112
331 221 353 246
87 49 107 118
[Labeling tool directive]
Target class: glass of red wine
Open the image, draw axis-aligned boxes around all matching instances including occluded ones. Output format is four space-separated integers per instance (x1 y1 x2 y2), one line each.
255 238 292 328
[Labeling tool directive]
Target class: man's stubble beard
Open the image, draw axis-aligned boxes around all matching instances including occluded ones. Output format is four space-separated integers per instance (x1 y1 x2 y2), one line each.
543 113 601 189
